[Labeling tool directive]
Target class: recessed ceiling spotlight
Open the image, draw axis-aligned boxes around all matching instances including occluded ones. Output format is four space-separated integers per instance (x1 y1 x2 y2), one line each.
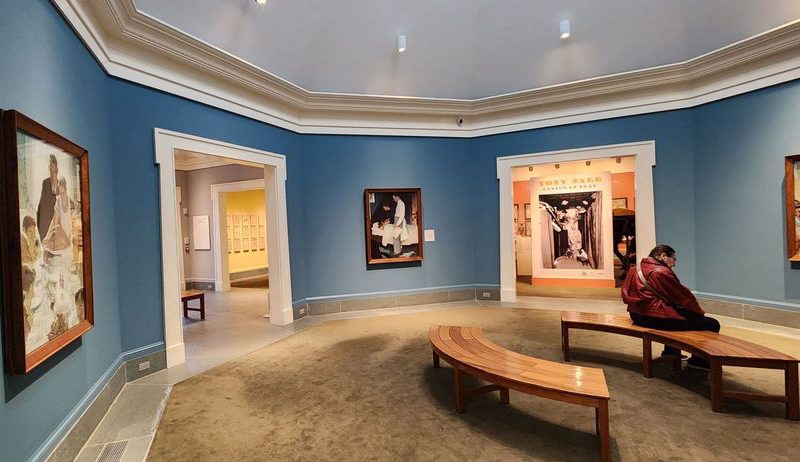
255 0 267 4
397 35 407 53
560 19 570 40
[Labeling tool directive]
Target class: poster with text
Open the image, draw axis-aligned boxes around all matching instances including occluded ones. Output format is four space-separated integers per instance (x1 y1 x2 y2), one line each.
531 172 613 282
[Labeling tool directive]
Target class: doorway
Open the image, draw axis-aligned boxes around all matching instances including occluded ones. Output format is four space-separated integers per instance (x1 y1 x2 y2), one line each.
497 141 656 302
155 129 293 368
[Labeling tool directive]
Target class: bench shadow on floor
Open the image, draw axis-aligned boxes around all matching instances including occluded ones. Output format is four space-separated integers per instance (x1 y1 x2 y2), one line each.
422 366 616 461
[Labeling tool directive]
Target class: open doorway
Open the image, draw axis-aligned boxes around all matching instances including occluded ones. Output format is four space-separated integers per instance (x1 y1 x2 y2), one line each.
511 156 636 299
497 141 656 302
155 129 293 369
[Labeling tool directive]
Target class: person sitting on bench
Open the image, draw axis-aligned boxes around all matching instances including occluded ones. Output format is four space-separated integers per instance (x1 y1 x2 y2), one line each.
621 244 719 370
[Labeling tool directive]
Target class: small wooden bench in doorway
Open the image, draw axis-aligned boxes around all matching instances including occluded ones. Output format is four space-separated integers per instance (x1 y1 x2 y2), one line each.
430 325 612 461
560 311 799 420
182 290 206 320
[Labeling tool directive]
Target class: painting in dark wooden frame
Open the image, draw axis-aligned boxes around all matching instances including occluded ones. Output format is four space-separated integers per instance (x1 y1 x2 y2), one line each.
0 110 94 374
364 188 423 265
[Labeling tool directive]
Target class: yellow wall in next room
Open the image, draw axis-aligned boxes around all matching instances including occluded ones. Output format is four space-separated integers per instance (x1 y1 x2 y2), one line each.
225 189 268 273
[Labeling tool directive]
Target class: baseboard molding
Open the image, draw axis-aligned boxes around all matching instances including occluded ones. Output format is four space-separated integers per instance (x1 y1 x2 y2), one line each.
295 284 501 317
37 342 167 462
696 293 800 330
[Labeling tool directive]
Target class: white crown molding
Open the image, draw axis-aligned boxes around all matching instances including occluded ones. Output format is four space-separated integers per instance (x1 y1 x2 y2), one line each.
54 0 800 138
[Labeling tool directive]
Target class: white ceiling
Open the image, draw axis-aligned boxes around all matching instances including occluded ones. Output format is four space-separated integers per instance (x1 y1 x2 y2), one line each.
135 0 800 100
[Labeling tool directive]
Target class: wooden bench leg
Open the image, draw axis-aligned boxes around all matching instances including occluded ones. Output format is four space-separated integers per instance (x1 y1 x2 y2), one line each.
672 351 682 372
182 300 188 318
642 337 653 378
596 400 610 462
500 387 510 404
200 295 205 320
454 366 466 413
710 359 724 413
432 350 440 368
785 362 799 420
562 323 570 362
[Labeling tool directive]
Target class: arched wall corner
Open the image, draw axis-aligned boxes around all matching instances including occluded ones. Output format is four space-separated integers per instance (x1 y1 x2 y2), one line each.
153 129 293 368
496 141 656 302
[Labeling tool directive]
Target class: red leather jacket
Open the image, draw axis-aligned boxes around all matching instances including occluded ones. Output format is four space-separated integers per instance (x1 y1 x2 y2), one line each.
621 257 705 320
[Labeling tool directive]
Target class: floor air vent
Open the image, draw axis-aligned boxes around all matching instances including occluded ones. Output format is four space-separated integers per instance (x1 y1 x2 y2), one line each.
96 441 128 462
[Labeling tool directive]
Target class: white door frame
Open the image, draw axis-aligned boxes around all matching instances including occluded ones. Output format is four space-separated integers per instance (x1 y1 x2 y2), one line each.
496 140 657 302
210 179 265 293
154 128 294 368
175 186 186 291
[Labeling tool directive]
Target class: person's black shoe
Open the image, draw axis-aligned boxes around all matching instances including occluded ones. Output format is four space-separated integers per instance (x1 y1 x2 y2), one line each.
660 346 682 357
686 356 710 371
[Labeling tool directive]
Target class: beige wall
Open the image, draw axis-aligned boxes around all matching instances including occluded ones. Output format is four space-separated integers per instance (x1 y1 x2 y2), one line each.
225 189 268 273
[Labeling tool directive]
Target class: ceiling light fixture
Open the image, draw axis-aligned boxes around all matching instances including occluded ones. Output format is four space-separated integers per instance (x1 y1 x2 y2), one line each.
397 35 407 53
560 20 570 40
585 160 591 166
255 0 266 4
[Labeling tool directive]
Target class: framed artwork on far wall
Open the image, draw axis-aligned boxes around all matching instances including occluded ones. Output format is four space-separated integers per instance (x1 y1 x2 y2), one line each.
786 155 800 261
0 110 94 374
513 204 519 222
364 188 423 264
524 203 531 220
612 197 628 209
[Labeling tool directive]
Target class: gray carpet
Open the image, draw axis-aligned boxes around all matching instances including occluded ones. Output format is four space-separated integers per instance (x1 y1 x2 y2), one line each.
149 306 798 461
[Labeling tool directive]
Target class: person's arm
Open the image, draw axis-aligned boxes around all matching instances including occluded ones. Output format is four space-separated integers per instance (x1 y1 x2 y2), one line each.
648 269 705 315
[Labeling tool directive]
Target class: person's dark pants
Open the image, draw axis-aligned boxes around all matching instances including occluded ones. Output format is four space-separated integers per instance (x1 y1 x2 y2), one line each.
630 312 720 356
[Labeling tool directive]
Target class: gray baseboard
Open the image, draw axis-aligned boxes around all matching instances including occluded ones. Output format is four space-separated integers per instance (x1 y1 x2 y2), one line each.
46 348 167 461
230 267 268 281
187 280 215 291
304 287 499 316
699 298 800 329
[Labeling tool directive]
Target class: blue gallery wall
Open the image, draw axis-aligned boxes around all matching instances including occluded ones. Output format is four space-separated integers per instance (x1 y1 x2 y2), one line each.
694 80 800 307
109 79 302 350
0 0 123 460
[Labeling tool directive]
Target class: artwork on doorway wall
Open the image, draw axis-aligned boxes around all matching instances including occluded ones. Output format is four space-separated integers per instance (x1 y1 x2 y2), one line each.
612 198 628 209
249 215 258 251
242 215 250 252
232 215 241 253
524 203 531 220
513 204 519 222
258 216 266 250
531 172 613 282
786 155 800 261
364 188 423 264
0 110 94 374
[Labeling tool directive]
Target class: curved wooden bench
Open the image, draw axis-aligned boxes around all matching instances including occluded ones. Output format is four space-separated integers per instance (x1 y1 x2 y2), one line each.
430 325 611 461
560 311 800 420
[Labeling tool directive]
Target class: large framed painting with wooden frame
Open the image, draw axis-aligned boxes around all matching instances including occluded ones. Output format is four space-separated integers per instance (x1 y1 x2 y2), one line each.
364 188 423 264
787 155 800 261
0 110 94 374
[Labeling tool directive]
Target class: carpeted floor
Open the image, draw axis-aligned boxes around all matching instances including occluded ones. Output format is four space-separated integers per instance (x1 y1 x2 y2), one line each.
515 281 622 300
230 275 269 289
149 306 799 461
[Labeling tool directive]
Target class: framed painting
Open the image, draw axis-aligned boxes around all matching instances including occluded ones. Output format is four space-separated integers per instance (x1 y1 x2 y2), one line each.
524 203 531 220
0 110 94 374
364 188 423 264
513 203 519 222
612 197 628 209
786 155 800 261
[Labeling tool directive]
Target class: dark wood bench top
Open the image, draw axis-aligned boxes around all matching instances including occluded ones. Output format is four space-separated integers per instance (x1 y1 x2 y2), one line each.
181 290 204 301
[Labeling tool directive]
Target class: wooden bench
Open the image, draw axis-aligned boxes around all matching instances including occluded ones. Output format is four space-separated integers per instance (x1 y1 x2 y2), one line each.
181 290 206 320
430 325 611 461
561 311 800 420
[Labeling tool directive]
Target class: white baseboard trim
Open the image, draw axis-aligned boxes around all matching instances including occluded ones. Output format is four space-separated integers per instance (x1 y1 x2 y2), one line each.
32 341 166 462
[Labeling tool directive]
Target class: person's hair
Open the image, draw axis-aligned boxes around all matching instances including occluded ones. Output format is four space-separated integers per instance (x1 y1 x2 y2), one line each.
648 244 675 259
22 215 36 231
